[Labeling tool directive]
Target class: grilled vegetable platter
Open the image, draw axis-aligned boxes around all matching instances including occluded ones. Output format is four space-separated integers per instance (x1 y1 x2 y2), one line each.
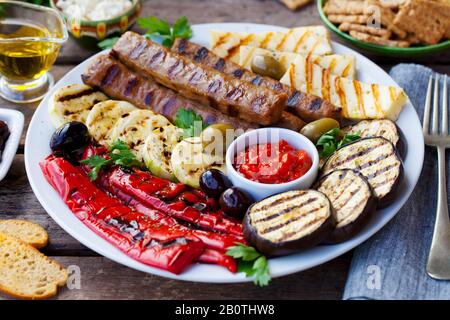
25 21 425 285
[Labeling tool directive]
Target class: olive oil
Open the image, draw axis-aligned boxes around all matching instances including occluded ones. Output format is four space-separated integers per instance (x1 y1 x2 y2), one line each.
0 19 60 81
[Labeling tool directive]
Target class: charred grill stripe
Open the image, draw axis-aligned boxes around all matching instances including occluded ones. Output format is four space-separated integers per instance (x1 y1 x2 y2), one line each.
357 153 391 170
371 176 398 188
276 29 293 50
58 88 96 102
338 197 368 223
260 32 273 48
259 205 326 235
253 196 318 223
144 91 153 106
149 50 165 66
309 98 323 111
232 69 244 79
129 42 147 59
330 142 385 168
365 163 399 180
168 60 183 78
225 34 254 60
293 30 311 52
251 76 263 86
252 193 310 215
124 77 138 96
175 38 187 53
101 64 120 86
335 186 362 210
213 58 225 71
194 47 209 62
277 217 324 242
287 90 301 107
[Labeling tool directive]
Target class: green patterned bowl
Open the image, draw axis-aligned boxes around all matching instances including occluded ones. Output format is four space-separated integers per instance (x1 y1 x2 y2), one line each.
317 0 450 57
50 0 141 43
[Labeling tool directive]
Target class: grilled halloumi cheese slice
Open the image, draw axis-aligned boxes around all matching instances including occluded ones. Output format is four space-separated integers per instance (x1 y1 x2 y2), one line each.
280 56 408 121
49 84 108 127
322 137 402 206
85 100 138 147
243 190 334 256
142 125 184 181
316 169 377 243
239 46 356 79
109 110 170 161
210 26 332 63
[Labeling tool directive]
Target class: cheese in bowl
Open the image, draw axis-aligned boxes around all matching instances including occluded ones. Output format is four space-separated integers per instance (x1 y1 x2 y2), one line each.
56 0 133 21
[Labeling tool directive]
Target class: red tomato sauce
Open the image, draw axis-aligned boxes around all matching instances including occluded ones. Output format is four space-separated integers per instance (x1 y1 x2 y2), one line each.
234 139 312 184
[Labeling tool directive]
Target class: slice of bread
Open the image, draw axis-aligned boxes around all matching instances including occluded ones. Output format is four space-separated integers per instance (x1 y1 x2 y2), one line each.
0 220 48 249
0 232 67 299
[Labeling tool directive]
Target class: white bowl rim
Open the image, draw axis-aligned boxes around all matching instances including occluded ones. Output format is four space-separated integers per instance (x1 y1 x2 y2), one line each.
225 127 320 189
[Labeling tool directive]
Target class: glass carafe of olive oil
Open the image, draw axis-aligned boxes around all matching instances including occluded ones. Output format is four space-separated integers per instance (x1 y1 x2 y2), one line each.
0 1 68 103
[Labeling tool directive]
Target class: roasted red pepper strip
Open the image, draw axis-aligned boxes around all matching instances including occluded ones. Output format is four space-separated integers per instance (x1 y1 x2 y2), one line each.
197 249 237 273
40 155 204 274
105 168 244 236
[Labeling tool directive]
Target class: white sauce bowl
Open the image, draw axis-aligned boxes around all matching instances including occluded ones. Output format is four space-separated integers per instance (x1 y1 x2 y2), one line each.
225 128 319 201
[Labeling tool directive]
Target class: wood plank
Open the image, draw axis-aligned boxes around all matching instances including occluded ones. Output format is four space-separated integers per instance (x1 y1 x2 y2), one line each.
0 254 351 300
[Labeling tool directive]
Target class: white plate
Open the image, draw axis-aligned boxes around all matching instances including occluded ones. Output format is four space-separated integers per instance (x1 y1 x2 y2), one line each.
25 23 424 283
0 108 24 182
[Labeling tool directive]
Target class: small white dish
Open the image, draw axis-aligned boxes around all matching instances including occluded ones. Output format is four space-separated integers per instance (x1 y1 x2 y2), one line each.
226 128 319 201
0 108 24 182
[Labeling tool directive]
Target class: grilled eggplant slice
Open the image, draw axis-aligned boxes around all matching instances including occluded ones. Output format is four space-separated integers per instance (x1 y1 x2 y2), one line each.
322 137 402 207
243 190 335 256
342 119 399 147
315 169 377 243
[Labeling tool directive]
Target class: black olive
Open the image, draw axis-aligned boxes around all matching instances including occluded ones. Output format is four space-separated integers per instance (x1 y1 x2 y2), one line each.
219 187 253 220
199 169 232 199
50 121 90 163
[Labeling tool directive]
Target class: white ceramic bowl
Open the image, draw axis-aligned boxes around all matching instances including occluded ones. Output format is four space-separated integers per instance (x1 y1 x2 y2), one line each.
225 128 319 201
0 108 24 182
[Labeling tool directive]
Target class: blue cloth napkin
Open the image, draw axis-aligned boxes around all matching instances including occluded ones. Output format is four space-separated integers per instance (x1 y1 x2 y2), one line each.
343 64 450 300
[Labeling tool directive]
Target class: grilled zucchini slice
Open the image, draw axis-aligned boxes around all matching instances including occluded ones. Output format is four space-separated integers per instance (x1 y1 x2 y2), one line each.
49 84 108 127
322 137 402 207
109 110 170 161
342 119 400 147
142 125 184 181
170 137 226 188
85 100 138 147
315 169 377 243
243 190 335 256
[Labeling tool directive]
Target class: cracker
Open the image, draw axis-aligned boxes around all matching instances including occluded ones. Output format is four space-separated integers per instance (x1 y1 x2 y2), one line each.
324 0 368 14
339 22 392 38
280 0 312 10
327 14 370 24
394 0 448 44
365 2 408 38
349 30 410 47
378 0 406 8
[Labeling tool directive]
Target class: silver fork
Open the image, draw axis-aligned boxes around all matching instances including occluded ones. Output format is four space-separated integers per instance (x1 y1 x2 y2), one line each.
424 74 450 280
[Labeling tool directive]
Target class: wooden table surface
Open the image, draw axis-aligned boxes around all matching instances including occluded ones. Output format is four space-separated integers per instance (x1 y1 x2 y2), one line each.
1 0 449 300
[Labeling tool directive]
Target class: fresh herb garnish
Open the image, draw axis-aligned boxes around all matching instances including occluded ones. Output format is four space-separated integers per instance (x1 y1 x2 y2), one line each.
138 15 192 48
316 128 361 158
98 36 120 50
81 140 141 180
174 108 208 138
97 16 192 50
226 243 271 286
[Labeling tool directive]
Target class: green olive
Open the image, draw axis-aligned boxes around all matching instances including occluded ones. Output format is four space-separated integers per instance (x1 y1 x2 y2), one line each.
300 118 340 143
250 54 285 80
201 123 234 151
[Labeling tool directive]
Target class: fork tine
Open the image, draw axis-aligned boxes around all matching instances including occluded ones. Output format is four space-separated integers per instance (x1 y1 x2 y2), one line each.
423 75 433 135
432 74 440 135
443 75 448 135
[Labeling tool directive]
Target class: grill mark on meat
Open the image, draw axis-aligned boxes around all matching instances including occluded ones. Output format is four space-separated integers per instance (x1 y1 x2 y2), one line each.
271 82 283 91
175 38 187 53
251 96 267 113
101 64 120 86
232 69 244 79
309 98 322 111
57 88 96 102
129 41 147 59
251 76 263 86
194 47 208 62
168 59 184 78
124 77 138 96
149 50 165 66
213 58 225 71
162 96 178 116
203 114 217 125
253 197 318 223
144 91 153 106
189 70 202 84
259 205 325 235
287 91 302 107
208 79 222 93
225 85 244 101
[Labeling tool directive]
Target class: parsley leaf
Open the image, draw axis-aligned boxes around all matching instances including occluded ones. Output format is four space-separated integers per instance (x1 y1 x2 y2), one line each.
81 140 142 180
226 243 271 287
316 128 361 158
98 37 119 50
174 108 207 138
137 15 192 48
